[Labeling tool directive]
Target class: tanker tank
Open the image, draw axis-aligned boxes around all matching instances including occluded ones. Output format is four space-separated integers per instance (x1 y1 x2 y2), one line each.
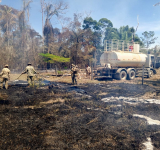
100 51 148 68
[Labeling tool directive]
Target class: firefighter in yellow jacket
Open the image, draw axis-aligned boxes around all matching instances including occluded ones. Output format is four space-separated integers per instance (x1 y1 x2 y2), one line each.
0 64 10 89
71 64 78 85
22 63 38 86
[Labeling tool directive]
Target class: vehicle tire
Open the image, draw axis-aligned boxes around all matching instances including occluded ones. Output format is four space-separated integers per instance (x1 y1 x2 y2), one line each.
147 70 153 78
116 70 127 80
127 70 135 80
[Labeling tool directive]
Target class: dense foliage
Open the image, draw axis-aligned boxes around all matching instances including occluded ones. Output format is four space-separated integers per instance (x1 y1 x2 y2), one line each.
39 53 70 63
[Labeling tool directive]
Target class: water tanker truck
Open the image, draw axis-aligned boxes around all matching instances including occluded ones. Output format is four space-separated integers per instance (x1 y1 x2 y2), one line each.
94 40 156 80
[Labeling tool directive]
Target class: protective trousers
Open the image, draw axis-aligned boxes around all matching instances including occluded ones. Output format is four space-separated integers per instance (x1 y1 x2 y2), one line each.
27 76 34 86
0 78 8 89
71 74 77 85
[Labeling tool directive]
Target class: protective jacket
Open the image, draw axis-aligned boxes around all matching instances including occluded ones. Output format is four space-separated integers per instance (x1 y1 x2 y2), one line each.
71 65 78 85
22 66 37 76
71 66 78 75
0 68 10 79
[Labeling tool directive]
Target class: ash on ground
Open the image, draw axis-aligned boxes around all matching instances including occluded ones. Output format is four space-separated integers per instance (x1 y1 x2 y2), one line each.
0 82 160 150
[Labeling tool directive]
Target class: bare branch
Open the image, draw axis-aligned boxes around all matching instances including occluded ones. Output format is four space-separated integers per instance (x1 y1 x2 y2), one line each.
57 15 71 29
135 15 139 33
153 2 160 6
84 11 92 18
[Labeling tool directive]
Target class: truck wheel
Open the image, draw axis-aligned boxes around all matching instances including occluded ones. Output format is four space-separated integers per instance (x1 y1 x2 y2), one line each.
128 70 135 80
147 70 153 78
117 71 127 80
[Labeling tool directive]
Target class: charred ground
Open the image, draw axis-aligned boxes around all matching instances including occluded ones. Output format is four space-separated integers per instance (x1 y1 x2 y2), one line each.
1 78 160 150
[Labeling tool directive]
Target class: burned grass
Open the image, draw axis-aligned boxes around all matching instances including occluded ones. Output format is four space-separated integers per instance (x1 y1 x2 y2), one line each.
0 83 160 149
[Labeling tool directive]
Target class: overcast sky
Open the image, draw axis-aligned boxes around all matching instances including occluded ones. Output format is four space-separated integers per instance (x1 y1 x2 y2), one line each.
1 0 160 47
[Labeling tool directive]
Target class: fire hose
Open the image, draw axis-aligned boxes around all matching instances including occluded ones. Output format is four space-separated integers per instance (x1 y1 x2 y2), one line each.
53 74 69 81
14 73 70 84
15 74 23 80
36 74 69 81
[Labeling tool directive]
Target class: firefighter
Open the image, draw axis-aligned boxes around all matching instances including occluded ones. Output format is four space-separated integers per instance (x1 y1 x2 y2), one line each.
71 64 78 85
21 63 38 86
0 64 10 89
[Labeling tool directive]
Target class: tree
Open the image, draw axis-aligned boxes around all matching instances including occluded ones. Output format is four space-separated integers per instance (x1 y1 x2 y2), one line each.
104 25 142 44
39 53 70 70
18 0 32 32
44 3 55 51
0 5 19 66
83 17 111 50
82 17 113 66
0 6 17 46
82 17 97 30
39 53 70 63
83 17 113 31
99 18 113 28
18 0 32 68
140 31 158 49
40 0 45 53
43 1 68 53
83 17 113 45
104 27 119 40
0 4 45 70
69 14 84 65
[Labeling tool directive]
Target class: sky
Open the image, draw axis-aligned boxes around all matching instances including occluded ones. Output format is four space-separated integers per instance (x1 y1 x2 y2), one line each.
1 0 160 48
